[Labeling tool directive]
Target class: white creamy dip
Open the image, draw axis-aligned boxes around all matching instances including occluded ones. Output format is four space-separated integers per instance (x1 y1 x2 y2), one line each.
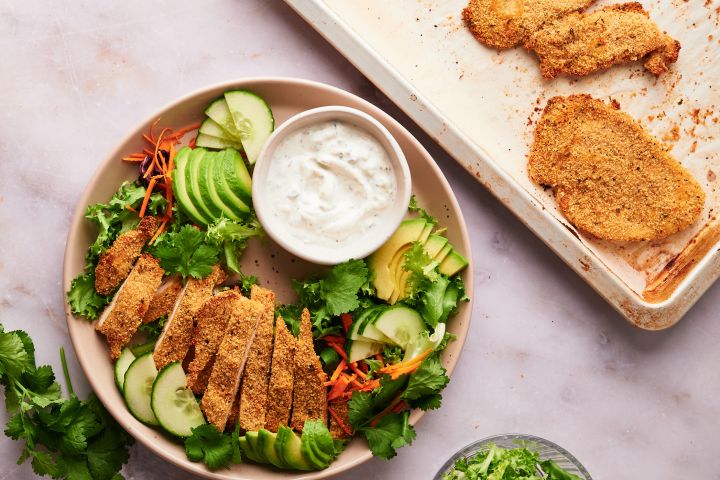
265 120 397 249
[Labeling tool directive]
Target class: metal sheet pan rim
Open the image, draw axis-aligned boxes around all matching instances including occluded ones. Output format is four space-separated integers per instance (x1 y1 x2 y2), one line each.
283 0 720 329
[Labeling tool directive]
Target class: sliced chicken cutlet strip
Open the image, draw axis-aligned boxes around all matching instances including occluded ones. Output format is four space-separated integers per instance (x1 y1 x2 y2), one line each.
329 401 354 440
526 3 680 78
290 308 328 432
237 285 276 432
264 316 296 433
200 297 263 432
186 289 243 394
96 254 164 359
153 265 226 369
462 0 596 49
142 275 182 324
528 95 705 242
95 216 157 295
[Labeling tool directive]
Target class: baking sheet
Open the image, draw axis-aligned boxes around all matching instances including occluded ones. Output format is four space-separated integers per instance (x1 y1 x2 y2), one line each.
284 0 720 328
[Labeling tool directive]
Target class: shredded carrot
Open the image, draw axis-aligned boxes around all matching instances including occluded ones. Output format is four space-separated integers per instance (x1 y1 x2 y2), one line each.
328 374 355 401
379 348 432 374
330 359 347 383
188 137 196 148
125 205 138 213
148 218 167 245
370 396 404 428
323 335 346 344
340 313 353 333
328 406 353 437
148 117 161 143
138 177 157 218
374 353 384 363
349 362 367 380
327 342 347 360
122 153 147 162
391 400 407 413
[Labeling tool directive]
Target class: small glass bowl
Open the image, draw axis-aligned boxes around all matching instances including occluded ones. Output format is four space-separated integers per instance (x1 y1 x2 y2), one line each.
434 434 592 480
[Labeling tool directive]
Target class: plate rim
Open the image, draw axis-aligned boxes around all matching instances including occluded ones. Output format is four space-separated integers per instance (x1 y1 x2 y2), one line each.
62 76 474 479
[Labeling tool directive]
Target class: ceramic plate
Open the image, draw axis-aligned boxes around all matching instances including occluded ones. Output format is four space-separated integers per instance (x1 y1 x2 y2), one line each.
62 77 473 479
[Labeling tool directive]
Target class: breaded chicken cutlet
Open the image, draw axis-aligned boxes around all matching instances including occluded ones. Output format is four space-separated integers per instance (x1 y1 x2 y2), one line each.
462 0 595 49
526 3 681 78
290 308 328 431
186 289 243 394
142 275 181 324
462 0 680 78
153 265 226 369
95 216 157 295
264 316 296 433
96 254 164 359
200 297 263 431
237 285 276 432
528 95 705 242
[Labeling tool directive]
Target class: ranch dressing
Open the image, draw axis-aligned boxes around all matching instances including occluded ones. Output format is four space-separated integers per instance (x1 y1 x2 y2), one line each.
265 120 397 249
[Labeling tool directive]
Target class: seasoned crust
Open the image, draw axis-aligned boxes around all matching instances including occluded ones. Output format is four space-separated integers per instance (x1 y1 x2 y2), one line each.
525 3 681 78
462 0 596 49
528 95 705 242
95 254 164 359
264 316 296 433
95 216 157 295
142 275 182 324
290 308 328 432
237 285 276 432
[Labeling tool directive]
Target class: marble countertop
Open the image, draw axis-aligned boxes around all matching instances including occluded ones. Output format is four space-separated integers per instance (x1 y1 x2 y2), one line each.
1 1 717 478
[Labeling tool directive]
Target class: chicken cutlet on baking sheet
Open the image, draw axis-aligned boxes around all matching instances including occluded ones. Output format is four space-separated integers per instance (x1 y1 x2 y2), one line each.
528 95 705 242
463 0 680 78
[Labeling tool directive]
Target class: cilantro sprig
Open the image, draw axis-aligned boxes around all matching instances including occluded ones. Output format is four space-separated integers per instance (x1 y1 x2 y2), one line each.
184 424 242 470
150 225 220 279
1 324 133 479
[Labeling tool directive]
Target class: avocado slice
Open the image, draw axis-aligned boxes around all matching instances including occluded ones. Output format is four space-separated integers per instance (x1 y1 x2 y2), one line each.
222 148 252 204
276 426 313 471
186 148 219 222
239 436 266 464
300 420 336 470
172 147 208 225
212 150 251 218
439 250 469 276
258 429 288 469
244 431 267 463
434 243 453 263
424 234 449 258
368 218 427 301
201 153 243 222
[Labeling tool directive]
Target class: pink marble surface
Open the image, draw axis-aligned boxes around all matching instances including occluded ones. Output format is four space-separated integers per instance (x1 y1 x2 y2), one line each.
0 1 718 479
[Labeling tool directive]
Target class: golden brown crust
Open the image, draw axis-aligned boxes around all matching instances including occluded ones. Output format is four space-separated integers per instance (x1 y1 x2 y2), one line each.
329 401 353 440
200 298 264 432
290 308 328 432
462 0 596 49
152 265 226 369
186 289 243 394
95 216 157 295
95 254 164 359
528 95 705 242
264 317 296 433
237 285 276 432
141 275 182 324
525 3 681 78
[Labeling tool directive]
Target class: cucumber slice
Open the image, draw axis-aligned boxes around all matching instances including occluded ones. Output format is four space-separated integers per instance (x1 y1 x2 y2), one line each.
123 353 159 426
224 90 274 164
195 133 243 151
374 307 425 349
198 118 238 143
404 323 446 362
151 362 205 437
347 339 384 363
114 348 135 391
204 98 246 140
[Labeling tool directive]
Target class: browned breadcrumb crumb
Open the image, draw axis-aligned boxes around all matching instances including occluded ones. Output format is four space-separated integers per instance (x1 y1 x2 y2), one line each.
526 3 681 78
237 285 276 432
186 289 243 394
290 308 328 432
329 401 354 440
528 94 705 242
95 216 157 295
264 316 296 433
142 275 181 324
152 265 226 369
96 254 164 359
462 0 595 49
200 297 263 432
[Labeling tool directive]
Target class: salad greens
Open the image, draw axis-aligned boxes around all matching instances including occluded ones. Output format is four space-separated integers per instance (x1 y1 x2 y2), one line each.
150 225 220 279
0 324 133 479
442 444 582 480
184 423 242 470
